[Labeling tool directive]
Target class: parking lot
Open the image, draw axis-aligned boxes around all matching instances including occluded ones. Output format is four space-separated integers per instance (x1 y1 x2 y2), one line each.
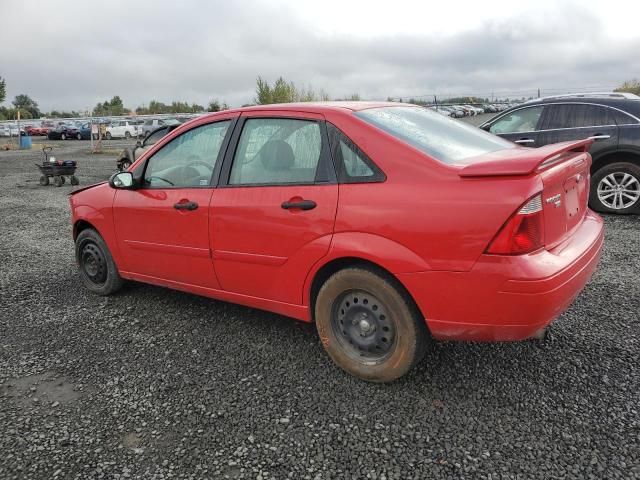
0 136 638 479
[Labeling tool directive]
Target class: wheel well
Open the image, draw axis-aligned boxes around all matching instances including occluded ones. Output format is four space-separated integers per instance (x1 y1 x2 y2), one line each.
73 220 95 240
592 152 640 174
309 257 427 327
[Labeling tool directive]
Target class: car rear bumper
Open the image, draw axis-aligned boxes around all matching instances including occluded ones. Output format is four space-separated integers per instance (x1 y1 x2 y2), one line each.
398 210 604 341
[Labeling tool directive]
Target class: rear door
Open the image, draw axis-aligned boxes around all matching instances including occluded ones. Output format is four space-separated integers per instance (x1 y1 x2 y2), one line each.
210 111 338 304
536 103 619 158
487 105 545 146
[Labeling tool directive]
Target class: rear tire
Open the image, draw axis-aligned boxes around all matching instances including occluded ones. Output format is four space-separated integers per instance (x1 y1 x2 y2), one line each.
76 133 82 140
315 267 429 382
75 228 123 295
53 176 63 187
61 133 66 140
106 132 112 140
125 131 131 139
70 175 79 185
590 162 640 214
39 175 49 186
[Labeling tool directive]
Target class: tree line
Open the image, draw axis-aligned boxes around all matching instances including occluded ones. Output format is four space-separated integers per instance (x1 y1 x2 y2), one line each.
2 73 640 121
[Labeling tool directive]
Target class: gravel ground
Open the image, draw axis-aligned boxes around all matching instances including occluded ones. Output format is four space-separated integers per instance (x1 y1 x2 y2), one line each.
0 139 639 480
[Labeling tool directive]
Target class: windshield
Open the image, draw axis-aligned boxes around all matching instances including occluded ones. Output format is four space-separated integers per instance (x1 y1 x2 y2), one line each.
355 106 514 164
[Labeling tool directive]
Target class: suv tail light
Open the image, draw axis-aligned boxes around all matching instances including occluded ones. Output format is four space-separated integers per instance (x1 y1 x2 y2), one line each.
485 194 545 255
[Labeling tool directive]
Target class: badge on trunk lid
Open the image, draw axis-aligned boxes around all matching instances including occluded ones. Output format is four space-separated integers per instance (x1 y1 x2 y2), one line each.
545 193 562 208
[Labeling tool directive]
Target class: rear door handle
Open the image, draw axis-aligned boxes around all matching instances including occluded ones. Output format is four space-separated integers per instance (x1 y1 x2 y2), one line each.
174 201 198 211
588 134 611 141
281 199 316 210
514 138 535 144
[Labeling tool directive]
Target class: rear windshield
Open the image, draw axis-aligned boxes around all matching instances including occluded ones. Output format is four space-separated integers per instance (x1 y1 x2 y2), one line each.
355 106 514 164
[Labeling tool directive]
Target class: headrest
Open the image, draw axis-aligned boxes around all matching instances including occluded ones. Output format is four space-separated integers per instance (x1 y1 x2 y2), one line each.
260 140 295 171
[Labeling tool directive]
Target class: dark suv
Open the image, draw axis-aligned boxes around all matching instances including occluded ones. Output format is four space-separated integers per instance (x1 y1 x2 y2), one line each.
480 93 640 214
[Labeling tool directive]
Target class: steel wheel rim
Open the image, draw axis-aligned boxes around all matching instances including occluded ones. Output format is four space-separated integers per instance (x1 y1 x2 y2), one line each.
80 242 107 285
597 172 640 210
331 290 396 363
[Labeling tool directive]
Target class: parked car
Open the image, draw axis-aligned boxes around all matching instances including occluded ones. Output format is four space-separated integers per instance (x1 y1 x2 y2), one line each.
78 122 92 140
106 120 138 139
48 124 81 140
139 118 180 138
25 125 49 136
116 124 180 171
69 103 605 382
480 92 640 214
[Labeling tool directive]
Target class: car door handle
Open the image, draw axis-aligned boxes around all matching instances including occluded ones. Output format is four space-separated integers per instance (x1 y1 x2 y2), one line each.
588 134 611 141
514 138 535 144
173 201 198 211
281 199 317 210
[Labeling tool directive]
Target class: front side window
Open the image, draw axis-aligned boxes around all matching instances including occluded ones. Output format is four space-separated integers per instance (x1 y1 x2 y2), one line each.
356 106 514 165
144 121 230 188
229 118 322 185
489 106 544 134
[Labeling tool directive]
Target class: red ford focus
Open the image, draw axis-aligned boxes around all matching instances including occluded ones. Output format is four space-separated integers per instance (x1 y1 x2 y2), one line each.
70 102 604 382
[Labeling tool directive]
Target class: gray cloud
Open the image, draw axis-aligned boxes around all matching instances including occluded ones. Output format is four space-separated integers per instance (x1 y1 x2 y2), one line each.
0 0 638 112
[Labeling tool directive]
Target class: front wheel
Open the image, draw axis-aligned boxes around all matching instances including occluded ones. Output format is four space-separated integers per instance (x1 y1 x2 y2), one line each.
315 267 429 382
70 175 79 185
125 131 131 139
590 162 640 214
39 175 49 186
53 175 63 187
75 229 123 295
76 133 82 140
61 133 66 140
106 132 112 140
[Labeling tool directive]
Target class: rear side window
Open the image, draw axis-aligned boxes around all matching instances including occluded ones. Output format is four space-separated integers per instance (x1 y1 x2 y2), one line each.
610 108 639 125
540 104 614 129
327 123 384 183
355 106 514 165
229 118 322 185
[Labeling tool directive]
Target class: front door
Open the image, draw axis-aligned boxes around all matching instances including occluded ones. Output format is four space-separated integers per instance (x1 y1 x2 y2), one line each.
113 118 234 288
211 113 338 304
487 105 545 147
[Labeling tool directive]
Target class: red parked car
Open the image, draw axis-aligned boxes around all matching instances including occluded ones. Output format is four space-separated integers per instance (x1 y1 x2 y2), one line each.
69 103 604 382
25 125 50 136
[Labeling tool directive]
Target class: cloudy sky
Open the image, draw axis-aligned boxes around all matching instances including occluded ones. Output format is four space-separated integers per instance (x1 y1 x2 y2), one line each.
1 0 639 112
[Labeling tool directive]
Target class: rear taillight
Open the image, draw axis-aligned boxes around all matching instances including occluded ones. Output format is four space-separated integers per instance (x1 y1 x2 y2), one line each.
486 194 545 255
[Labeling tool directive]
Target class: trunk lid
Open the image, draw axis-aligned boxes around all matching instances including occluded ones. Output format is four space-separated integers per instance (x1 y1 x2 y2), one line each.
459 139 593 249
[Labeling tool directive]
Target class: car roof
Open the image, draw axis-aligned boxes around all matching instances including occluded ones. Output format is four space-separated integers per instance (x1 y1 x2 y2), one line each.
200 101 406 118
517 96 640 117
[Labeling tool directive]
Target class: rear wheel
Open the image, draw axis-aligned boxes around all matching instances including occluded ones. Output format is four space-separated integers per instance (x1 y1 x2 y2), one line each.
70 175 79 185
61 133 66 140
590 162 640 214
125 131 131 139
53 175 63 187
39 175 49 186
121 160 132 171
76 132 82 140
315 267 429 382
106 132 112 140
75 228 123 295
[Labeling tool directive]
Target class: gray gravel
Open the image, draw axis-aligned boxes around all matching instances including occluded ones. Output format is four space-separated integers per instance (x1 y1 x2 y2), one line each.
1 139 639 479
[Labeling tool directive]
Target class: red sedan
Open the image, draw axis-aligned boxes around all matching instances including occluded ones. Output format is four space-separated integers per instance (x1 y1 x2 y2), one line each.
69 103 604 382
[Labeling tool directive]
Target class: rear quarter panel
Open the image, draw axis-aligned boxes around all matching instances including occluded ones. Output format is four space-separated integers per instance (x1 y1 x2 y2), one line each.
324 110 543 272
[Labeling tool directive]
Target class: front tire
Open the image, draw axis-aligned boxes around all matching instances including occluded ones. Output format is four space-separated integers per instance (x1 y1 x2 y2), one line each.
315 267 429 382
75 229 123 295
590 162 640 214
76 133 82 140
106 132 112 140
61 133 66 140
125 131 131 139
39 175 49 186
53 176 63 187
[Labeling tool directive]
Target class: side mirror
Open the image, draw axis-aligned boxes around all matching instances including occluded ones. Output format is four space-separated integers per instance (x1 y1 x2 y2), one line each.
480 124 491 132
109 171 134 189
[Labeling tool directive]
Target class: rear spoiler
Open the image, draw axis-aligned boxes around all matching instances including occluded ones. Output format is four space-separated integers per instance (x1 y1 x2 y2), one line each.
459 139 593 178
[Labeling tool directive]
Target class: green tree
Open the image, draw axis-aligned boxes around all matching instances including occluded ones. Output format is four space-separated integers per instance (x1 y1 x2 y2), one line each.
615 79 640 96
255 76 273 104
255 76 331 104
0 76 6 104
12 94 41 118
